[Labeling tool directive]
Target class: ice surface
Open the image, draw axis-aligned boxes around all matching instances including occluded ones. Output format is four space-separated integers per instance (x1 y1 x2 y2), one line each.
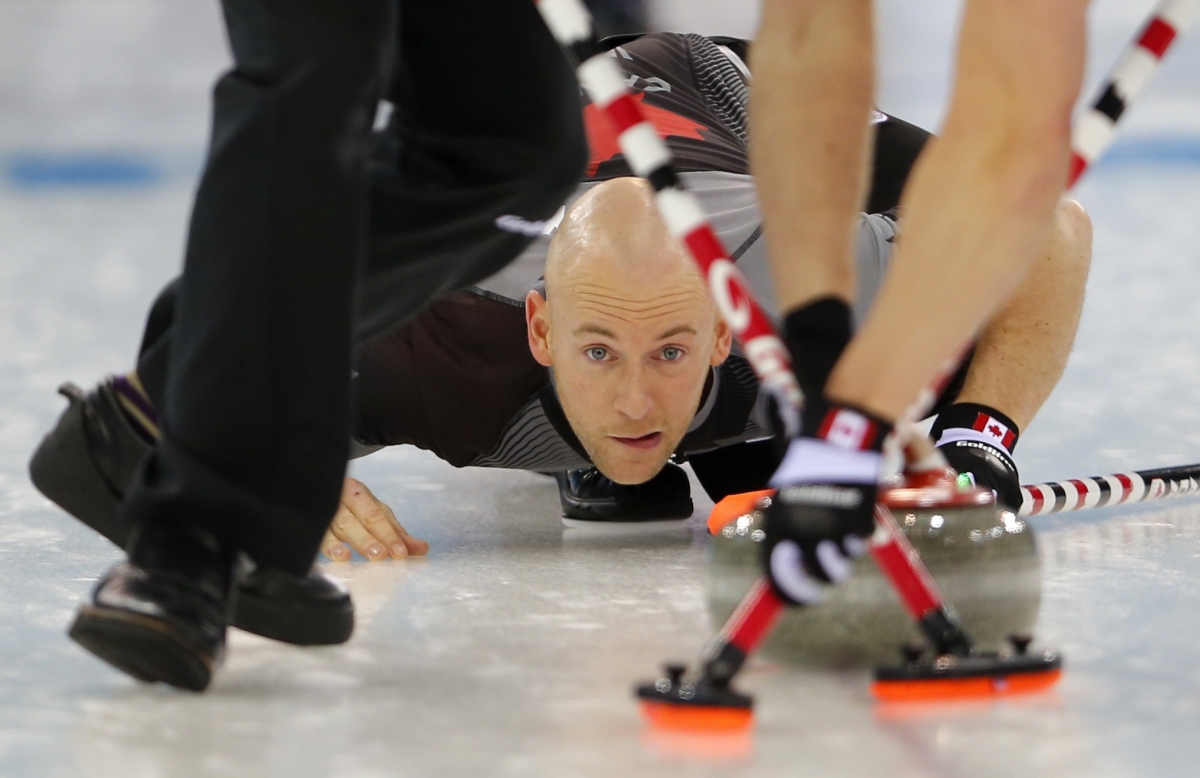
2 1 1200 776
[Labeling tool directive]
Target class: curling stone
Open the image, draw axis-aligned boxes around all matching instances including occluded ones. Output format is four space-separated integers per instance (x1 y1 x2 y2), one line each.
707 488 1041 667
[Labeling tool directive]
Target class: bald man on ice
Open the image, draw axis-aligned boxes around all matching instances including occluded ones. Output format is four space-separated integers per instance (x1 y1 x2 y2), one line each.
31 174 1091 561
525 178 734 486
336 174 1089 552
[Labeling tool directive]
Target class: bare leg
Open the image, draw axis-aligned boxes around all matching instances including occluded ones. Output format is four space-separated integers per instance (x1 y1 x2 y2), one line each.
957 197 1093 430
827 0 1091 422
751 0 874 310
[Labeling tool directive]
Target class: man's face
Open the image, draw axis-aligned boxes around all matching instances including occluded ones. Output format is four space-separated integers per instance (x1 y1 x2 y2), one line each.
527 243 731 485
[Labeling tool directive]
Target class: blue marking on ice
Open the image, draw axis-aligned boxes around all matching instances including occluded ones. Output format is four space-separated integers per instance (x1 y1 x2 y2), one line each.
3 151 164 189
3 136 1199 194
1096 136 1200 168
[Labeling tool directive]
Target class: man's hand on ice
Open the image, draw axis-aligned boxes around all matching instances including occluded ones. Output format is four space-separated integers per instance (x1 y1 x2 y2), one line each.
321 477 430 561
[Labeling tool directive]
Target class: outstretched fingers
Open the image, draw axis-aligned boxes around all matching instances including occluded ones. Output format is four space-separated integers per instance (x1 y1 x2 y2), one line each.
320 477 430 561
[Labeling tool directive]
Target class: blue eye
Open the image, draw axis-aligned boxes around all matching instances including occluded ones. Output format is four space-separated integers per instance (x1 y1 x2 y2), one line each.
662 347 683 361
587 347 609 361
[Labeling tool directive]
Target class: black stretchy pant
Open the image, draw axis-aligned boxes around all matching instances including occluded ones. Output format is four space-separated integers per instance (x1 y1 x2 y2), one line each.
123 0 586 575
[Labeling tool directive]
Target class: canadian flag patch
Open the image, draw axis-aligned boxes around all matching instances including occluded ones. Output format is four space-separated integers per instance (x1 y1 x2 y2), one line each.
819 408 877 451
973 412 1016 451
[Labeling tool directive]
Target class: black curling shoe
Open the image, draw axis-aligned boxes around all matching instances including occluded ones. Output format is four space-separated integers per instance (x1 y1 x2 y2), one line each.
555 463 694 522
31 380 354 645
235 563 353 646
69 523 237 692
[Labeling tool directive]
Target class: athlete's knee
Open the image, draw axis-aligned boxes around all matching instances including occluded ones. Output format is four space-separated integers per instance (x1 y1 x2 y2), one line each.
1054 197 1093 268
951 117 1073 221
1057 197 1092 239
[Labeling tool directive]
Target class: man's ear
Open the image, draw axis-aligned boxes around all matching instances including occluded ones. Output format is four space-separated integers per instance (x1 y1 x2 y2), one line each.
710 314 733 366
526 289 554 367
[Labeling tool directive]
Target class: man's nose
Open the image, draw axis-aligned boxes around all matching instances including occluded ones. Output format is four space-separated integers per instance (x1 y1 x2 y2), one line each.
613 364 654 421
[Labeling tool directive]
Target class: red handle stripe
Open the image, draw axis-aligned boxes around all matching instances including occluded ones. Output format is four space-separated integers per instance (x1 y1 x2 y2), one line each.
721 578 786 654
1070 0 1198 184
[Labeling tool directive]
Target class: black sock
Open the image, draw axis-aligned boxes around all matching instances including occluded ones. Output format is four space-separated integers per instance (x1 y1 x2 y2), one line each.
782 297 853 406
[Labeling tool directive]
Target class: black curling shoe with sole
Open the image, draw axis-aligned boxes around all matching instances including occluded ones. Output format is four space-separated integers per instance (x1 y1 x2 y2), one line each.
31 380 354 646
555 462 695 523
71 592 218 692
72 523 238 691
70 524 237 692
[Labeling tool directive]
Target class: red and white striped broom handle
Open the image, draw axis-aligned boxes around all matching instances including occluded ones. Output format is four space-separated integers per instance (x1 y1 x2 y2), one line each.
1070 0 1200 186
1020 462 1200 517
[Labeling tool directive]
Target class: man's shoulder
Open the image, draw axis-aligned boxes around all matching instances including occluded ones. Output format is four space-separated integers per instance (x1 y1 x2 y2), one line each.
585 32 751 179
598 32 750 64
353 291 549 467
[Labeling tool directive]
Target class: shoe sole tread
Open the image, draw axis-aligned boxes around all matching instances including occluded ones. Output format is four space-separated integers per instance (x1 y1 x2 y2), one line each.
69 606 215 692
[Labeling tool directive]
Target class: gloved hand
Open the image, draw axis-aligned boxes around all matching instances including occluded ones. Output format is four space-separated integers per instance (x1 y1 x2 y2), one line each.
762 401 892 605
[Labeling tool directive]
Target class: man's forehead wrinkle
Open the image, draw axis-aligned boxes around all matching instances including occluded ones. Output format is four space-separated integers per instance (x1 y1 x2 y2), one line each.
572 303 700 326
568 301 700 333
568 295 700 316
570 282 707 304
569 286 709 318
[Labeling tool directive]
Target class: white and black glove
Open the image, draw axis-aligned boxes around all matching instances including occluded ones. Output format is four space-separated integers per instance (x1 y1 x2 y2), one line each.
762 400 892 605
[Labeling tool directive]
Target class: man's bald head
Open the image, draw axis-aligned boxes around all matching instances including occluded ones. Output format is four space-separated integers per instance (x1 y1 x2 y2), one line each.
544 177 705 299
526 177 731 486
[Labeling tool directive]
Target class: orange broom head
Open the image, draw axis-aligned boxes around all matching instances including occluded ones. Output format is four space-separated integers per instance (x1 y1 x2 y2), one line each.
639 700 755 732
707 489 775 535
871 666 1062 702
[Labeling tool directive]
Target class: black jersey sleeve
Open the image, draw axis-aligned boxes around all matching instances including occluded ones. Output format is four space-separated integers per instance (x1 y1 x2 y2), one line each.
352 291 549 467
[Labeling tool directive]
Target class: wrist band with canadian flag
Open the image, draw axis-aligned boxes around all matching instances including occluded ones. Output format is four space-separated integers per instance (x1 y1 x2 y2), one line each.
932 403 1019 454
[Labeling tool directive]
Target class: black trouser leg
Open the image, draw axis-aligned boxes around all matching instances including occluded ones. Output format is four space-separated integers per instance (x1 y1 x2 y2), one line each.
121 0 396 576
127 0 584 574
355 0 586 340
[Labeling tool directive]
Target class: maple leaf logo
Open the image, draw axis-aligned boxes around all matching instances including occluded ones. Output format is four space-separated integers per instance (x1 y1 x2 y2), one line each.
583 93 709 176
988 424 1003 437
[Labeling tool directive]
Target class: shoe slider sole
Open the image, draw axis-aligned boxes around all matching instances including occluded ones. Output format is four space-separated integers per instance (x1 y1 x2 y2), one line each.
69 606 216 692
